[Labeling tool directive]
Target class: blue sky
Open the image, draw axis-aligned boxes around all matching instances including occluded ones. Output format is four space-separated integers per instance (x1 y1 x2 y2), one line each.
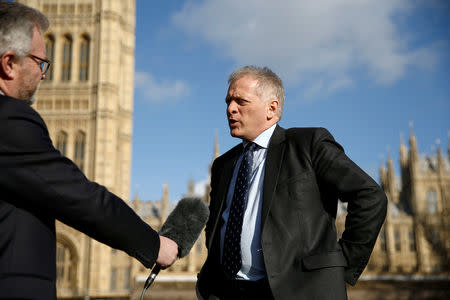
131 0 449 203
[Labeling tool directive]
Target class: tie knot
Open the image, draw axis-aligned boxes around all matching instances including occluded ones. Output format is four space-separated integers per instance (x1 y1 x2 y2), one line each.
244 142 256 153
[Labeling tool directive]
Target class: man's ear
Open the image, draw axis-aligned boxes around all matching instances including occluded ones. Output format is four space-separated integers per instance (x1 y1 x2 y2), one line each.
266 98 279 120
0 52 19 79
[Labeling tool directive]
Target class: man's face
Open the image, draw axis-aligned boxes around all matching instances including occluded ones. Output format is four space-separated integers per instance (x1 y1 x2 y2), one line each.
17 26 46 103
226 75 274 142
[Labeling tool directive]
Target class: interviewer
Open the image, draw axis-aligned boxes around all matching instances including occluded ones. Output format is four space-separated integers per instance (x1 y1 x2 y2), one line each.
0 2 177 300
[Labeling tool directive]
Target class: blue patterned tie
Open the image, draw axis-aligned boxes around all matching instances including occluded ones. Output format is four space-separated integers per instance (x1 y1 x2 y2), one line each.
223 142 256 277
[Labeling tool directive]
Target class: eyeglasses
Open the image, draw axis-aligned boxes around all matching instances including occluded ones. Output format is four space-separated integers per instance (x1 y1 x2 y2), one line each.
28 54 51 75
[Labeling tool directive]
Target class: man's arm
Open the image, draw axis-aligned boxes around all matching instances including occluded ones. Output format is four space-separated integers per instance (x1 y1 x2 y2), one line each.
0 103 175 268
312 128 387 285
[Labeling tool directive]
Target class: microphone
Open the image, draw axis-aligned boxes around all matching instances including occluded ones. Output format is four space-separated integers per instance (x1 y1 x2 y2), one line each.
140 197 209 298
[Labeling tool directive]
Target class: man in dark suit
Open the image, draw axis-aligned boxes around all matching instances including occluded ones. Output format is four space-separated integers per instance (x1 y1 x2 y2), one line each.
0 2 178 299
196 66 387 299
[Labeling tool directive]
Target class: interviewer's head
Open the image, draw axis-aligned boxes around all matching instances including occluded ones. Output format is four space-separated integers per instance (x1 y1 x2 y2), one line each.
226 66 285 142
0 2 49 104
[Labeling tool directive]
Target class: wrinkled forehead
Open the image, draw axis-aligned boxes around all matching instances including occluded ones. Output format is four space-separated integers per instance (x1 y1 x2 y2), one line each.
227 76 259 96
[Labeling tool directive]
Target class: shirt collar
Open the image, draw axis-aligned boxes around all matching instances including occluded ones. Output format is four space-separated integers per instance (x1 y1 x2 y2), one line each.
243 123 277 150
0 89 4 96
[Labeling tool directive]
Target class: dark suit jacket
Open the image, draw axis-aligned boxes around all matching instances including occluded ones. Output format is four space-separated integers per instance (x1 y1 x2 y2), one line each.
197 125 387 300
0 95 160 300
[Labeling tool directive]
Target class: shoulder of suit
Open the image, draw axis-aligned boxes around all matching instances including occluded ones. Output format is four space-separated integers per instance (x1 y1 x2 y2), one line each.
213 143 241 165
284 127 334 141
0 95 43 122
0 95 51 152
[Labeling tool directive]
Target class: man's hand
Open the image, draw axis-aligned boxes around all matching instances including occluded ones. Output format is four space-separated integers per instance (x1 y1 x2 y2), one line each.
156 235 178 269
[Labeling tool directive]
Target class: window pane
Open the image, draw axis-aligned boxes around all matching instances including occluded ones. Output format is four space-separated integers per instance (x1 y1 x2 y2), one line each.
74 132 85 171
409 230 416 252
379 230 387 252
56 132 67 156
62 37 72 81
394 230 401 251
110 268 117 290
45 36 54 80
124 268 131 289
79 36 90 81
56 241 76 290
427 189 437 213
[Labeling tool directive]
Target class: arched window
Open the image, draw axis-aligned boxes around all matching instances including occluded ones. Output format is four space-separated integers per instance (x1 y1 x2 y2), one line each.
379 229 387 252
110 267 117 290
74 131 85 171
79 35 90 81
408 230 416 252
56 131 68 156
394 229 401 252
124 268 131 290
45 35 55 80
430 230 441 247
61 35 72 81
195 235 204 254
56 240 77 290
426 189 438 213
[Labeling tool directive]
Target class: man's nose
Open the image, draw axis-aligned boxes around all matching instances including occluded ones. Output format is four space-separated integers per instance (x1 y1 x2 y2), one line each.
227 101 237 115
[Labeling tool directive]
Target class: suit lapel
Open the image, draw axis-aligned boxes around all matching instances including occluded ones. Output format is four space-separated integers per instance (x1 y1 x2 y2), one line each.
261 125 286 230
208 145 241 250
216 151 239 212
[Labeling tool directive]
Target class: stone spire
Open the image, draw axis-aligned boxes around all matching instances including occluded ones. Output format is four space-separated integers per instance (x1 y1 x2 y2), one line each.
436 139 444 173
387 154 395 185
132 192 140 203
209 130 220 178
448 130 450 159
408 121 418 163
188 179 195 196
399 132 408 167
386 149 397 203
213 129 220 160
379 162 387 188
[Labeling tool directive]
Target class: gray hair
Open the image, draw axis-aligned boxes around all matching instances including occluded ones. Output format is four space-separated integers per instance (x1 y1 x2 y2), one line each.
0 1 49 58
228 66 285 119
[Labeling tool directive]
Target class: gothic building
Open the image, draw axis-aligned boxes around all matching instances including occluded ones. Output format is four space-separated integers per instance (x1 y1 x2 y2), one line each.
337 129 450 276
15 0 449 298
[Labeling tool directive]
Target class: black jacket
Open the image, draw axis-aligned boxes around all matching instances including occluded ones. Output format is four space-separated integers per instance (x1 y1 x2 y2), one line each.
0 95 160 300
197 125 387 300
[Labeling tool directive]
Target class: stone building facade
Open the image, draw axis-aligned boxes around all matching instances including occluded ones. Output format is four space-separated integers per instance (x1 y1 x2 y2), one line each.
15 0 449 298
17 1 213 297
337 129 450 276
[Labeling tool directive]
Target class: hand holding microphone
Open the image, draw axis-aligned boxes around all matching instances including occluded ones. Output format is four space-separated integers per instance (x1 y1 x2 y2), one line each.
140 197 209 299
156 235 178 269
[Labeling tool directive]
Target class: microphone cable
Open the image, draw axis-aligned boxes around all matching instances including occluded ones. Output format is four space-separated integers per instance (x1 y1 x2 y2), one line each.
138 197 209 299
139 265 160 300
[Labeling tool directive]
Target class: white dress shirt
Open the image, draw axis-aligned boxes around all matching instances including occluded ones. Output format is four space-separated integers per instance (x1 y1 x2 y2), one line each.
220 123 277 281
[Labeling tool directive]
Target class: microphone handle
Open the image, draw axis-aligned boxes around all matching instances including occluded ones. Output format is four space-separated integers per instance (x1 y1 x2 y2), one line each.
139 265 161 300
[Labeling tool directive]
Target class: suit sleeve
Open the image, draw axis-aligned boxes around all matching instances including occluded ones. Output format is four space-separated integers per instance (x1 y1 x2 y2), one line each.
0 106 160 268
311 128 387 285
